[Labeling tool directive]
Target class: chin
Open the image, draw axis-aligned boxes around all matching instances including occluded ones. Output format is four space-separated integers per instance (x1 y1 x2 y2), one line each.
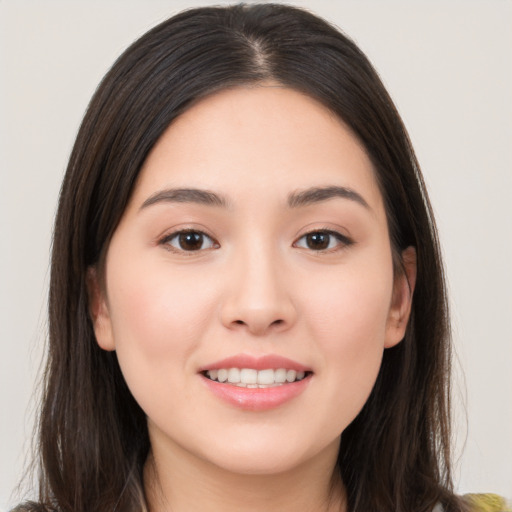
209 450 307 476
199 432 339 477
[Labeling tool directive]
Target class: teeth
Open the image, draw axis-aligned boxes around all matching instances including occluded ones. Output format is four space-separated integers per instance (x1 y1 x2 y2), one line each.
275 368 287 383
240 368 257 384
257 369 275 385
227 368 240 383
205 368 309 386
286 369 297 382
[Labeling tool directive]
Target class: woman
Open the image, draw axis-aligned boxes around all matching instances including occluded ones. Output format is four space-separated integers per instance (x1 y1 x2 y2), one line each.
12 4 509 512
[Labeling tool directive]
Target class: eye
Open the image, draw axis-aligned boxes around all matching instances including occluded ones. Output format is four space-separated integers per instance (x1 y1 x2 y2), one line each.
294 230 352 252
160 230 218 252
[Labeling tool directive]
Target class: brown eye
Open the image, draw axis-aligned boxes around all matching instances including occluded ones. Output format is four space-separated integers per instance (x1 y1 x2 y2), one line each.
163 230 217 252
294 230 352 252
305 232 330 250
179 232 204 250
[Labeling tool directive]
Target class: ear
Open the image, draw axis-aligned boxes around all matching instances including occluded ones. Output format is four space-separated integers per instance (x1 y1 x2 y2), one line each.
384 246 417 348
86 267 116 351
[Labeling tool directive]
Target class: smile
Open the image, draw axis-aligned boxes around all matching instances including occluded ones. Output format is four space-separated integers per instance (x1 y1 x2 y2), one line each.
200 354 313 410
204 368 309 387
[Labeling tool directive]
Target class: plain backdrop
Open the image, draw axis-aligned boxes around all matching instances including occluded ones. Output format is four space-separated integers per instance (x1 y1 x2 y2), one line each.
1 1 511 509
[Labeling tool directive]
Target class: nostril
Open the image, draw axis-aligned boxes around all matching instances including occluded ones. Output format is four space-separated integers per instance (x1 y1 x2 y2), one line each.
227 315 291 334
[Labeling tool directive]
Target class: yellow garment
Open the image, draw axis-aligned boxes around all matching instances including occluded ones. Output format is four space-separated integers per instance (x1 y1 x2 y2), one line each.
463 494 512 512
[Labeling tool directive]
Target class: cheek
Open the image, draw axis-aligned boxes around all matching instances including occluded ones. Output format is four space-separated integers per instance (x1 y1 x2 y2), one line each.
301 263 393 425
104 259 220 404
107 260 217 354
305 265 393 352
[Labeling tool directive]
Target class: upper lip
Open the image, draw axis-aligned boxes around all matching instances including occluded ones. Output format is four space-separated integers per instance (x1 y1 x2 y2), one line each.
199 354 311 372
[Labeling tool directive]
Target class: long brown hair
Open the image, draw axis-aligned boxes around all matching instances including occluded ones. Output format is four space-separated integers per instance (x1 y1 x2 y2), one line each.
15 4 464 512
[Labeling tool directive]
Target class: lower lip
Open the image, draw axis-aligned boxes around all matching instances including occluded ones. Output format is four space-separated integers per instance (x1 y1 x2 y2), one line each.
201 374 311 411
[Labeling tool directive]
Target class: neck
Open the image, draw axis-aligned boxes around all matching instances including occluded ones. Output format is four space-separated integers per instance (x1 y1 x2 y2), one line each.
143 439 346 512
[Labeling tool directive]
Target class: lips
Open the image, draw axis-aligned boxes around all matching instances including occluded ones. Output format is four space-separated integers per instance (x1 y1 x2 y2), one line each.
200 353 310 372
199 354 312 411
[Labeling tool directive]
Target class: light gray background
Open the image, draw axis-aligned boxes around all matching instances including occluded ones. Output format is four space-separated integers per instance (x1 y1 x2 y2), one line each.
1 1 511 509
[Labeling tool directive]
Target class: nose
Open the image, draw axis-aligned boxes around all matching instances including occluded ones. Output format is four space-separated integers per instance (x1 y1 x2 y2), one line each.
220 247 297 336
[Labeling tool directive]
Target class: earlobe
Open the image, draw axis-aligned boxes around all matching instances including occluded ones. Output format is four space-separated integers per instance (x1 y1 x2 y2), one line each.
86 267 116 351
384 246 417 348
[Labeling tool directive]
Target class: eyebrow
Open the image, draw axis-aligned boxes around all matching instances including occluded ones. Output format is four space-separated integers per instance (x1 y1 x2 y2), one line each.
139 185 369 211
287 186 370 209
140 188 229 210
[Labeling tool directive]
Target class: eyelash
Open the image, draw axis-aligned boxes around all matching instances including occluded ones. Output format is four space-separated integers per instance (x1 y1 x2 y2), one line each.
293 229 353 253
159 229 219 254
159 229 353 254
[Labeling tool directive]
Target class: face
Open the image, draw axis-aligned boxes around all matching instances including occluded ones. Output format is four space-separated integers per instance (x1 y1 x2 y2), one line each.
89 86 415 477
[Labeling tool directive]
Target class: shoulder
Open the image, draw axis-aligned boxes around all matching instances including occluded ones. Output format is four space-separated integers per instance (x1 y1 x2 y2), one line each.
461 494 512 512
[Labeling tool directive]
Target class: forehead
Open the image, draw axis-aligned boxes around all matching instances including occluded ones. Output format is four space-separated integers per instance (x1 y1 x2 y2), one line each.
129 85 384 214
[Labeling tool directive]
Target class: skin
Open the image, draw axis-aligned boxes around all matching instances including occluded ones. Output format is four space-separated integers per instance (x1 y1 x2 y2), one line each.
89 85 416 512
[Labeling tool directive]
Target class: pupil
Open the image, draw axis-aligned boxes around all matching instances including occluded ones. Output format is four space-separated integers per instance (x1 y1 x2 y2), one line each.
179 232 203 250
307 232 329 250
